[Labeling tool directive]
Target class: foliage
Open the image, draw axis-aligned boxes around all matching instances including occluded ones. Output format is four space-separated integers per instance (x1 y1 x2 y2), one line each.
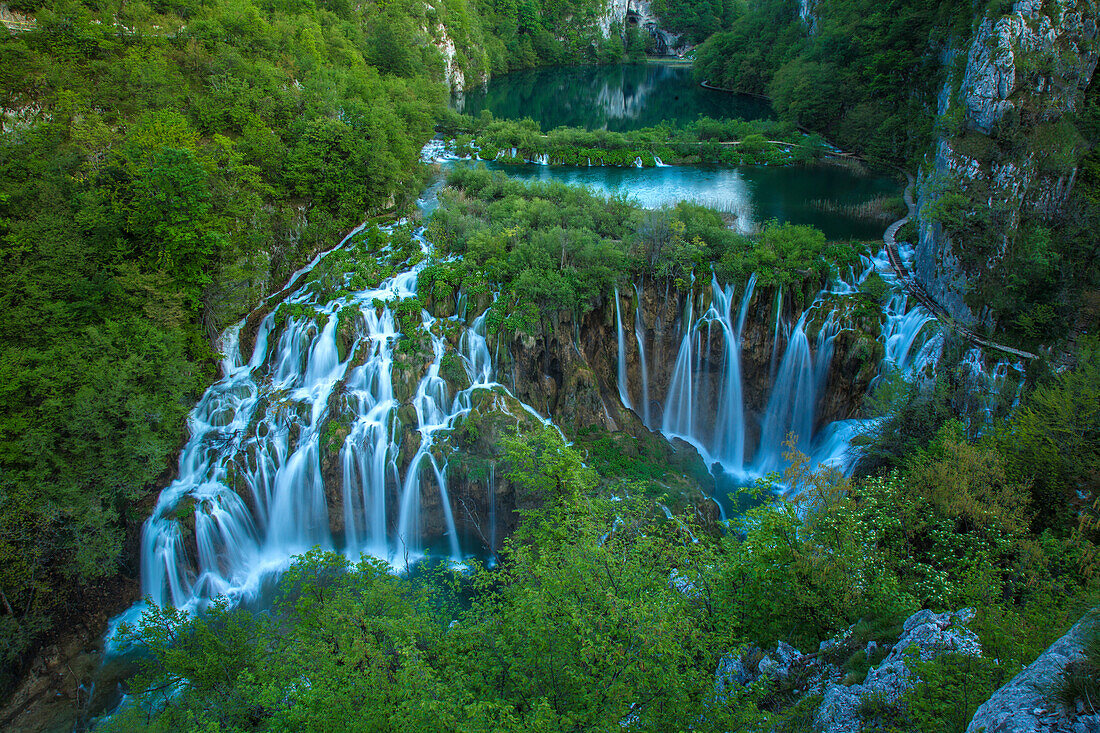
105 432 770 731
1003 339 1100 533
100 399 1100 731
430 167 848 336
651 0 740 43
0 0 451 688
436 110 826 167
710 455 916 651
693 0 978 164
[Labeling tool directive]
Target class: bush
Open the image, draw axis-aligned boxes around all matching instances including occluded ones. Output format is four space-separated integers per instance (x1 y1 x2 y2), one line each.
1054 621 1100 714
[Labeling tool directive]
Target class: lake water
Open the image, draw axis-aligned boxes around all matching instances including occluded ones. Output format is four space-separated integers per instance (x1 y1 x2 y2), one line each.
439 159 899 241
445 63 901 241
455 63 774 131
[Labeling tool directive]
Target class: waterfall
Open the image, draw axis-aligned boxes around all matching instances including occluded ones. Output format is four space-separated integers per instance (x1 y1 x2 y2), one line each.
134 225 548 617
652 273 753 474
653 156 667 167
488 462 497 562
881 291 934 370
633 156 644 168
135 192 953 619
614 286 633 410
661 287 696 441
340 307 398 558
755 312 817 473
633 283 651 427
769 285 783 382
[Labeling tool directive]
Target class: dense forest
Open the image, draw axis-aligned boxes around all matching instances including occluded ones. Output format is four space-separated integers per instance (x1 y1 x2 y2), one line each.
693 0 977 164
692 0 1100 344
1 0 1099 728
0 0 637 696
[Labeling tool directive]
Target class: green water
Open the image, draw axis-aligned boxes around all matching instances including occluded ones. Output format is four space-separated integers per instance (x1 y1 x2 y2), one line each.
441 160 900 241
456 63 773 131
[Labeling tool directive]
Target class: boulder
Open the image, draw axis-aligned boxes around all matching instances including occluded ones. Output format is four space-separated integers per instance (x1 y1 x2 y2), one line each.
815 608 982 733
966 609 1100 733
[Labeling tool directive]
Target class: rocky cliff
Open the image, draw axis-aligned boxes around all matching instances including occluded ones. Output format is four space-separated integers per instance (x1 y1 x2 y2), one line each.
600 0 689 56
915 0 1099 327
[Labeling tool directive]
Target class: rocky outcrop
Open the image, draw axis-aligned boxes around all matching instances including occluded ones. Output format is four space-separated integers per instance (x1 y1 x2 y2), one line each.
600 0 690 56
434 23 467 92
966 609 1100 733
915 0 1099 326
713 608 983 732
960 1 1097 135
816 609 982 732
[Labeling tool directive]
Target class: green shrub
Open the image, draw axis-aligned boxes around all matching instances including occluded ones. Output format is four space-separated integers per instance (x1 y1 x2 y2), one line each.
1054 622 1100 714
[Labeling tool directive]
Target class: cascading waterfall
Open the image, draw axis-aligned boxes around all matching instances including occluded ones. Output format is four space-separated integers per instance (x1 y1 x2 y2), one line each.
134 226 551 619
769 286 783 382
755 312 817 473
614 286 633 411
656 273 756 474
134 171 948 627
633 283 651 427
488 462 497 562
616 249 944 482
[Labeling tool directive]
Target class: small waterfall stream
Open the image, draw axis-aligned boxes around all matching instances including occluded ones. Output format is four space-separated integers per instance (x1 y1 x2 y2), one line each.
616 252 942 481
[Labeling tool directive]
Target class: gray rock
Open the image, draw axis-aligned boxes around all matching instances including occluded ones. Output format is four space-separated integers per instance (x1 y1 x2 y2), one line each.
714 653 754 698
967 609 1100 733
815 608 983 733
758 655 781 679
889 608 983 663
915 0 1100 328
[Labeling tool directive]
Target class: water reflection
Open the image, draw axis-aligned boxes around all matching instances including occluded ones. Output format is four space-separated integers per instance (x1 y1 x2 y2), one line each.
457 63 773 131
440 160 900 241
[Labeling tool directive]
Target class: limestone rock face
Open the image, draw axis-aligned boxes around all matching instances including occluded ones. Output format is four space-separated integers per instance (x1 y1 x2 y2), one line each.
599 0 690 56
814 608 982 733
962 1 1098 134
966 609 1100 733
915 0 1099 326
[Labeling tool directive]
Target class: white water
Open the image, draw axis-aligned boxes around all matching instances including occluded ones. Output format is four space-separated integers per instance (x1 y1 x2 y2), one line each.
131 226 551 625
614 286 633 411
616 248 944 482
656 274 759 475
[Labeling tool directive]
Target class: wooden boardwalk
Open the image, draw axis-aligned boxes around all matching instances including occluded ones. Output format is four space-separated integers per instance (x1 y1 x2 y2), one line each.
882 175 1038 361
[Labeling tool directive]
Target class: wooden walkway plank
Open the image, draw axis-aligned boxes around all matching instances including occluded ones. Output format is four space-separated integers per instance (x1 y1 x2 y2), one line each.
881 175 1038 361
